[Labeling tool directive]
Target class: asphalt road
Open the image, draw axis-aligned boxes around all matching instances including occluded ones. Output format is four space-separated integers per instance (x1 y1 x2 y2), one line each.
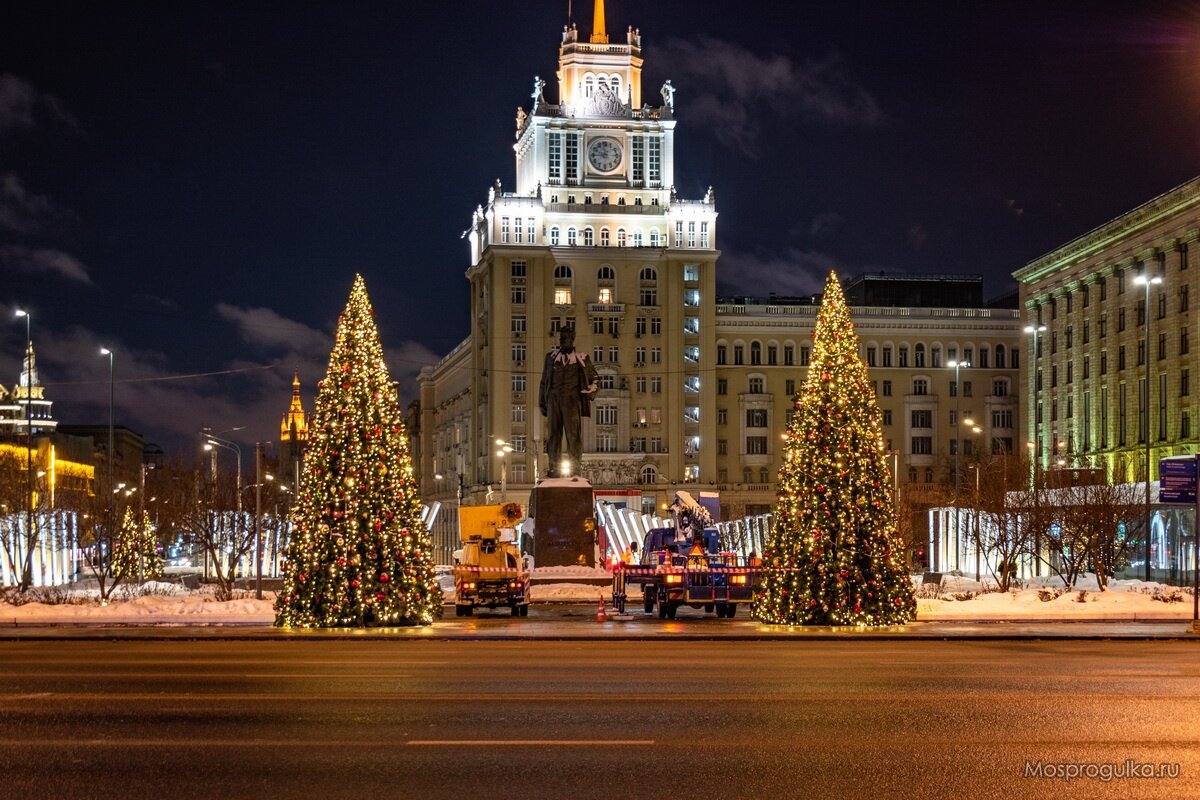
1 639 1198 799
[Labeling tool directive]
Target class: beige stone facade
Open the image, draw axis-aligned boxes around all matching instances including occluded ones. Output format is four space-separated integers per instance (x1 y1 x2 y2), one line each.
414 15 1025 563
1014 176 1200 483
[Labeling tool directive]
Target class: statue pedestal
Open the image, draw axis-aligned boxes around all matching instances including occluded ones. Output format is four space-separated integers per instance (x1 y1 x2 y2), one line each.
530 477 596 567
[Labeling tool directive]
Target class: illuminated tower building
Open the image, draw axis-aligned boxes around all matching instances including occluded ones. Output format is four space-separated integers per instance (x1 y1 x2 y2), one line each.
278 370 309 491
0 342 58 438
438 0 717 503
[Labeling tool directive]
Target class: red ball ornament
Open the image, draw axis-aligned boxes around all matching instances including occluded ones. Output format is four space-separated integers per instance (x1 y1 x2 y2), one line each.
379 572 390 583
350 579 360 588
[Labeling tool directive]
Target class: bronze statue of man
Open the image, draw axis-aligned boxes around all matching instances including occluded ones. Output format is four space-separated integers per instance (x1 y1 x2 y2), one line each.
538 326 599 478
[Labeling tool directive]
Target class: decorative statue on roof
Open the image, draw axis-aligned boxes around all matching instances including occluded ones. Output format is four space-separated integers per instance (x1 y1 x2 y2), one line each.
538 326 599 478
660 79 675 111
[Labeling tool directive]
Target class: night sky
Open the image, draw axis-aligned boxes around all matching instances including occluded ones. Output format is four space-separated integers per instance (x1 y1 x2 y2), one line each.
4 1 1200 456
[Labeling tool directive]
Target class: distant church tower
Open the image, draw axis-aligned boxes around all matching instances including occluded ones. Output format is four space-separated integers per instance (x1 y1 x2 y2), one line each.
278 370 308 490
0 342 59 437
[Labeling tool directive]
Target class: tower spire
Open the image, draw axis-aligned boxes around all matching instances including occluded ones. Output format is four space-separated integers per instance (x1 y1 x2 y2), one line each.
589 0 608 43
280 368 309 442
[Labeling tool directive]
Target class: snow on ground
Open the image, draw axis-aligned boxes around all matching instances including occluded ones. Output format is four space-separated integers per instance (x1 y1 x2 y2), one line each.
0 571 1192 624
916 573 1196 620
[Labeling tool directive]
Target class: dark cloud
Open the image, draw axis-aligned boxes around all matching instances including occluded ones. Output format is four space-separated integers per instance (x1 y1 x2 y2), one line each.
717 247 839 296
0 74 77 136
0 244 90 283
658 37 883 156
809 212 844 238
0 173 75 235
215 303 330 358
906 224 929 251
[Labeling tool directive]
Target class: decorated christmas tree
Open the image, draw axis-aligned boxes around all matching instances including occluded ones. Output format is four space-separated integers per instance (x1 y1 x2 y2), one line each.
752 271 916 626
275 275 441 627
112 507 163 582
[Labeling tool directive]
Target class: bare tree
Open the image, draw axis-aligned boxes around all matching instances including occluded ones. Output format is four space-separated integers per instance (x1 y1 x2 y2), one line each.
0 449 51 592
1041 487 1091 589
1052 475 1141 591
968 452 1042 592
67 485 142 601
163 466 267 601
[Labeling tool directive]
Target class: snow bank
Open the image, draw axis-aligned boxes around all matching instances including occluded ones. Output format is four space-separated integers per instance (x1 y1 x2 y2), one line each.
918 577 1195 620
0 594 276 625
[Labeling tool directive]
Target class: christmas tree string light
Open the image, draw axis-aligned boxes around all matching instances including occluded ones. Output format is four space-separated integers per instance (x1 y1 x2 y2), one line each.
752 271 917 626
275 274 442 627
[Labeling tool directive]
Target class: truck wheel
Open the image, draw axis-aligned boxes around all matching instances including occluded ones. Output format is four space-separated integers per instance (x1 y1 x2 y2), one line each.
666 603 678 620
657 599 669 619
456 604 471 617
519 604 529 617
726 604 737 618
643 591 655 614
704 604 715 614
464 605 473 617
511 605 520 617
714 603 727 618
454 605 463 617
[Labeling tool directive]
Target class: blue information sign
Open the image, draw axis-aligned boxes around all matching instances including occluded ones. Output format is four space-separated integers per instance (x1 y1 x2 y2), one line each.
1159 456 1198 505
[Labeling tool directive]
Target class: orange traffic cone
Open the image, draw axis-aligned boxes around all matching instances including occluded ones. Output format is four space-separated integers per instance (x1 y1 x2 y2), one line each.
596 595 608 623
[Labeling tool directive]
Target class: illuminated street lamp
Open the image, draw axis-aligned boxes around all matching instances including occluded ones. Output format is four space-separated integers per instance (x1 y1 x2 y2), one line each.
1134 272 1163 581
1024 324 1047 487
948 359 969 568
495 438 515 501
14 309 33 584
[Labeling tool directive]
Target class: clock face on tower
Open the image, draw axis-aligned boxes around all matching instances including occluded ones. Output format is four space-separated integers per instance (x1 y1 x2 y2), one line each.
587 137 623 172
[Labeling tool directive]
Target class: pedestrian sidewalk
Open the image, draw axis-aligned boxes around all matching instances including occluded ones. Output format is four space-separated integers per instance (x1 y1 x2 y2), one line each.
1 613 1196 641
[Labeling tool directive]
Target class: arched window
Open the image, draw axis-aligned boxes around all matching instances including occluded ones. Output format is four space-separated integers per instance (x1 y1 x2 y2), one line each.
908 467 918 483
915 343 926 368
931 345 941 368
610 74 622 96
597 265 615 281
616 228 627 247
583 227 594 246
583 73 595 96
750 341 762 365
743 467 753 483
649 228 660 247
599 228 610 247
639 465 657 485
554 265 573 280
639 267 657 282
995 344 1006 369
759 468 770 483
549 226 560 246
632 229 643 247
567 227 577 246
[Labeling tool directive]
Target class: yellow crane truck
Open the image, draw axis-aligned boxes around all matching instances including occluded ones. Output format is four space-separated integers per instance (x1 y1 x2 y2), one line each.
453 503 530 617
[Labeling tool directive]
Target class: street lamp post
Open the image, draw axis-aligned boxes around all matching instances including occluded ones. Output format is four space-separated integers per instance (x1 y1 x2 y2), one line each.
1134 272 1162 581
434 469 467 563
1023 324 1047 488
495 439 514 501
203 432 243 581
254 442 264 600
948 359 969 572
14 309 33 586
99 346 115 564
